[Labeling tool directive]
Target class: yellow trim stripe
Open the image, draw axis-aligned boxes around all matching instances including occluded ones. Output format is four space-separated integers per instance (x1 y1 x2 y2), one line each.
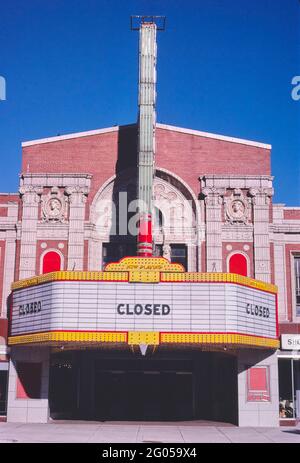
160 333 279 348
8 331 127 345
105 257 184 273
11 271 128 290
8 331 279 349
12 270 277 293
128 331 160 345
161 272 277 293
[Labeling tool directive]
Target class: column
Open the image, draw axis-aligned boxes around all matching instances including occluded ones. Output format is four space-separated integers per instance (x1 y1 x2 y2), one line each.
66 186 88 271
203 187 225 272
7 346 50 423
1 230 16 318
19 185 42 279
88 239 102 271
274 237 288 321
249 188 273 283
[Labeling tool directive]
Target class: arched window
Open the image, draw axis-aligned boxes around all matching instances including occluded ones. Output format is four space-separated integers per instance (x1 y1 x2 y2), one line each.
229 253 248 277
42 251 61 274
153 207 164 230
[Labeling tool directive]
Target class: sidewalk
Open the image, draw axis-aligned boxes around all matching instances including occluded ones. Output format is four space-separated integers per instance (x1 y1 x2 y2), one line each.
0 421 299 443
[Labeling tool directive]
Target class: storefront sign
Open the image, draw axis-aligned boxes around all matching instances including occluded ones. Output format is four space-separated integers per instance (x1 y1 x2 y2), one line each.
281 334 300 350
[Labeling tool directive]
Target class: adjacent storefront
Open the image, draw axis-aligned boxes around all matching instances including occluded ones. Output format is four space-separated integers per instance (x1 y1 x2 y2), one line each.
278 335 300 422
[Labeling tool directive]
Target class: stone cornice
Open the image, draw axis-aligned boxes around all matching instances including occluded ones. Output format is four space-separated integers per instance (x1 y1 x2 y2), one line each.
270 224 300 234
19 173 92 188
200 175 273 190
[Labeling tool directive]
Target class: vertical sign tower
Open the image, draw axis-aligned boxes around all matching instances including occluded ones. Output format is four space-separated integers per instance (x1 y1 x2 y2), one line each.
131 16 165 257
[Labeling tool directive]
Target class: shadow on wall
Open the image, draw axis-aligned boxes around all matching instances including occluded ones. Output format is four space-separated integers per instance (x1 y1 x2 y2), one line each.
106 124 139 263
238 350 277 405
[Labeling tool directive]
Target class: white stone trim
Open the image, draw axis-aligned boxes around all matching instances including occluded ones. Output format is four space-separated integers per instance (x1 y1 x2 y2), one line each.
226 250 250 276
2 232 16 318
22 126 120 147
20 173 92 187
7 347 50 423
157 123 272 149
271 225 300 234
290 251 300 322
200 175 273 189
273 239 288 321
39 248 64 274
157 167 201 221
0 345 9 356
21 123 272 149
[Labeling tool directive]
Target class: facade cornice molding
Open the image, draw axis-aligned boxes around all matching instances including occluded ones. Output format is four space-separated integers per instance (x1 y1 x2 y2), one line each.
222 224 253 231
20 173 92 179
0 203 19 208
37 222 69 230
19 173 92 188
21 123 271 150
0 228 17 239
200 175 273 190
156 123 272 149
270 224 300 234
21 126 124 147
0 222 18 230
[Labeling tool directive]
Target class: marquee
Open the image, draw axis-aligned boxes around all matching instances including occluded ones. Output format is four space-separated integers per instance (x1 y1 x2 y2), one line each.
8 258 279 348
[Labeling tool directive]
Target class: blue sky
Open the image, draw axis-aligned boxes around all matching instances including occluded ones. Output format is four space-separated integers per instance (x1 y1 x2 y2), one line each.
0 0 299 204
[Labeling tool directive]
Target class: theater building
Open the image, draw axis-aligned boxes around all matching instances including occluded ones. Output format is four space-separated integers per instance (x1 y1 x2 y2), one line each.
0 19 299 426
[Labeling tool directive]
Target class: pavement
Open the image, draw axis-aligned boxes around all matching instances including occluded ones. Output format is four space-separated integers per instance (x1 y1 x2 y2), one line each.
0 421 299 443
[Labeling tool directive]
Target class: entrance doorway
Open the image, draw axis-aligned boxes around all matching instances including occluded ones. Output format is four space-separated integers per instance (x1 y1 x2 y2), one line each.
49 350 238 425
94 358 193 421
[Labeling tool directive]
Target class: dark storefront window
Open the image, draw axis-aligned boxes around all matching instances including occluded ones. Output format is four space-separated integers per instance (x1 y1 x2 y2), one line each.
294 256 300 316
0 370 8 415
153 244 163 257
16 362 42 399
278 358 300 419
102 243 136 268
153 244 187 270
171 244 187 271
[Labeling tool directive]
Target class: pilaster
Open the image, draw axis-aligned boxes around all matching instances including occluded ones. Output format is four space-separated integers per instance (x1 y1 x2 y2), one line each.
66 186 89 271
250 187 273 282
202 187 225 272
19 185 42 279
2 229 17 317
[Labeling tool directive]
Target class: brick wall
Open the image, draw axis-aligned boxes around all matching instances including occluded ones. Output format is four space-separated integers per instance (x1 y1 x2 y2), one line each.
22 125 271 206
